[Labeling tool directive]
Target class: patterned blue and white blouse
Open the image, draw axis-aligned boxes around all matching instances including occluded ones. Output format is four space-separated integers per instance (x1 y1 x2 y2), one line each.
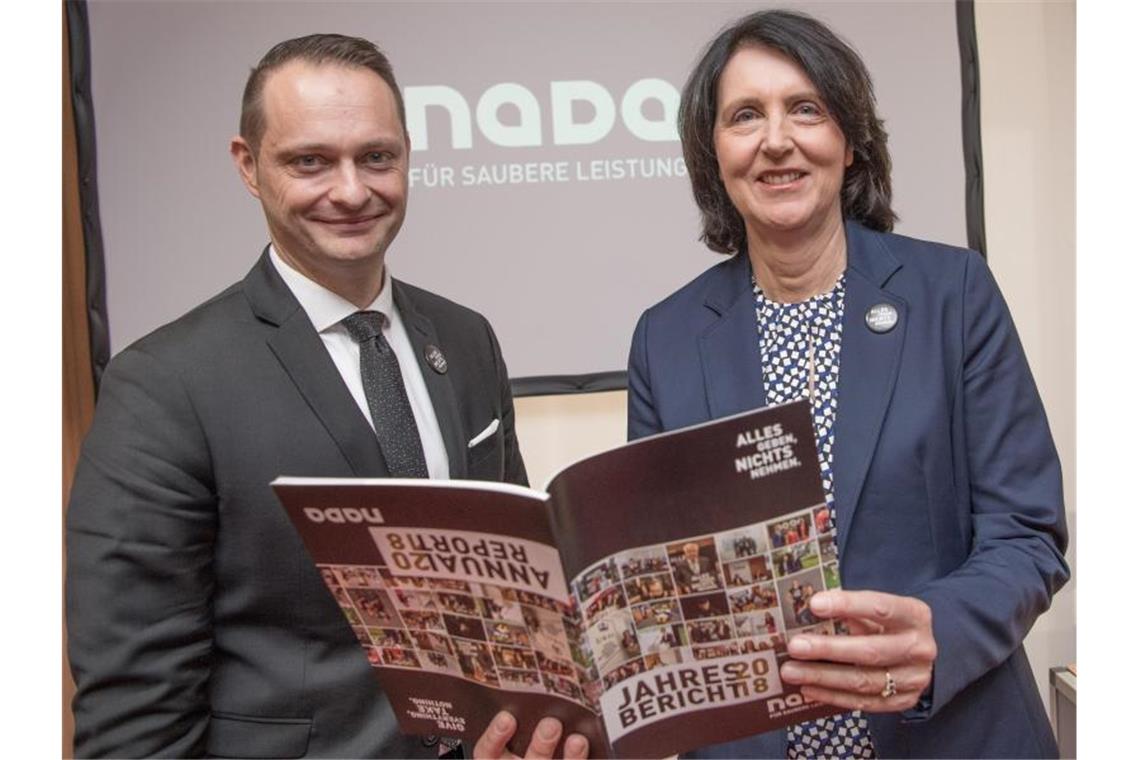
753 274 876 759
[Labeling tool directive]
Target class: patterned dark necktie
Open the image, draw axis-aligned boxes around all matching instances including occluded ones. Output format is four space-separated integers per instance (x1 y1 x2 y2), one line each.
341 311 429 478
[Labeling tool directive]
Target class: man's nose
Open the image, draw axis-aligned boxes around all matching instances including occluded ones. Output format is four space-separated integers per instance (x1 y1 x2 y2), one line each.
328 163 370 207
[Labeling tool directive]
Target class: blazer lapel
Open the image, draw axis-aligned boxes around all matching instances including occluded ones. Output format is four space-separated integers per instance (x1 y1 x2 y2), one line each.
243 250 389 477
833 223 907 559
699 254 768 420
392 280 468 479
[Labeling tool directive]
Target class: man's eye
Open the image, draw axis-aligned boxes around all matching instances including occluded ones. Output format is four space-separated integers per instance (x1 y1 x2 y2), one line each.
364 151 393 164
293 155 324 169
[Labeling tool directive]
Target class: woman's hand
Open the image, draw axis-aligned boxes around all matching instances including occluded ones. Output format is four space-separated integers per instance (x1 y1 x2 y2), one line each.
778 590 936 713
472 711 590 759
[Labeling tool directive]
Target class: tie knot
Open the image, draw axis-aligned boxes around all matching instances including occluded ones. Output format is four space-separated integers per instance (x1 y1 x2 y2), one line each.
342 311 386 343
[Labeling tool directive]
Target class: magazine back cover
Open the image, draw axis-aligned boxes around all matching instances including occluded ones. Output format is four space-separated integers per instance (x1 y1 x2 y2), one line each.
273 481 605 756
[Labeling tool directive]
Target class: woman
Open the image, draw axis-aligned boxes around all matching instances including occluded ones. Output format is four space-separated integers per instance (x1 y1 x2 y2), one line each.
627 10 1068 759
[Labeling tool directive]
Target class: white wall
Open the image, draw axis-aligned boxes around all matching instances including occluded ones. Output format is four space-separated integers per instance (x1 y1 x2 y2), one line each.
515 392 627 488
515 0 1077 709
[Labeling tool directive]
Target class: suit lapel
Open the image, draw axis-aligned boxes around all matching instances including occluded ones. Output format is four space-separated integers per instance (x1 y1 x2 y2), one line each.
833 223 907 559
392 281 468 479
243 250 389 477
699 254 768 419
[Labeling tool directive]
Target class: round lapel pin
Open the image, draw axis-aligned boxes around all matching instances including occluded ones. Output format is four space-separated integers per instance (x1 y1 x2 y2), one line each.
424 344 448 374
865 303 899 334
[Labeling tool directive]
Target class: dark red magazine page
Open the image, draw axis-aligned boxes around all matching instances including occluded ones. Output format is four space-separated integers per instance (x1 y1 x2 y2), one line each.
275 401 845 758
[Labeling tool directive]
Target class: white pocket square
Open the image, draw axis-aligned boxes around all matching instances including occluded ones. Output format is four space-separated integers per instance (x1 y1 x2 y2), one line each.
467 418 500 448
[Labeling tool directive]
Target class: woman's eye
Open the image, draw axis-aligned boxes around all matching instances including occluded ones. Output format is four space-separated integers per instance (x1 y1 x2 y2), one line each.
793 102 823 118
732 109 759 124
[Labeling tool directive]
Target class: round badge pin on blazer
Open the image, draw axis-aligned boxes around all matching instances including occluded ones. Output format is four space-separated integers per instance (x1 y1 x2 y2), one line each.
865 303 899 334
424 344 448 374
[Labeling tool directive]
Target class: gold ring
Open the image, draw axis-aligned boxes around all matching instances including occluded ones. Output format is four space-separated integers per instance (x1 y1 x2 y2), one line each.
880 670 897 699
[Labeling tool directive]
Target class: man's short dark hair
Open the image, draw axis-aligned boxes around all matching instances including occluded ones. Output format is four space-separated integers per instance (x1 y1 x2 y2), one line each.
240 33 406 154
679 10 896 255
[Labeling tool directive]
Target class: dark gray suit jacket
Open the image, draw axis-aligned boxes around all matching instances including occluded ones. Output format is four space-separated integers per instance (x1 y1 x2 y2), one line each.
67 251 528 758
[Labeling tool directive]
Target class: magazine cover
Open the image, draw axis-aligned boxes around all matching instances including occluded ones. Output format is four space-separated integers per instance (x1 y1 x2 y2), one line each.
274 400 844 758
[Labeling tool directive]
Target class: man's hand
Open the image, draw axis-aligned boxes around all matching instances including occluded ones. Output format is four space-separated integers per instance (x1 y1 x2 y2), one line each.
472 711 590 759
778 590 936 713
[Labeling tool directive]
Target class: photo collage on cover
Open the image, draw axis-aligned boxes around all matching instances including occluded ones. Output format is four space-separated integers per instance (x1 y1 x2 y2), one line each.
318 562 599 712
570 504 843 694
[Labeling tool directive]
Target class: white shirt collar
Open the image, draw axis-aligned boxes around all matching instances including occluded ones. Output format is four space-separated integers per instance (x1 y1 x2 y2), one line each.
268 246 394 332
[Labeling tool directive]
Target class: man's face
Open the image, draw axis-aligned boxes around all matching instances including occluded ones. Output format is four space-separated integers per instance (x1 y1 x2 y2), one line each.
684 544 699 562
232 61 409 289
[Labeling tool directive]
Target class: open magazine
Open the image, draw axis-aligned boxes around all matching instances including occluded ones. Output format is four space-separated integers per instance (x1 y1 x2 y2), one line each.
273 400 845 758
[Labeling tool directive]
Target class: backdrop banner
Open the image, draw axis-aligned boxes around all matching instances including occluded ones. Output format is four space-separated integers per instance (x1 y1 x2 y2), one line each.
86 1 968 389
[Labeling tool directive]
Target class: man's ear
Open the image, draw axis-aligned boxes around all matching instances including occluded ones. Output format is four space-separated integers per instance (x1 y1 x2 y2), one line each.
230 136 261 199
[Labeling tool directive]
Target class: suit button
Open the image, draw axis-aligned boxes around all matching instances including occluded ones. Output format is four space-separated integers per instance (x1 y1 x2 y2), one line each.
422 735 440 747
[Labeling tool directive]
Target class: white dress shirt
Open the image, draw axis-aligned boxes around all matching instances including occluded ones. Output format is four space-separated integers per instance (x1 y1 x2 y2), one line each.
269 247 450 479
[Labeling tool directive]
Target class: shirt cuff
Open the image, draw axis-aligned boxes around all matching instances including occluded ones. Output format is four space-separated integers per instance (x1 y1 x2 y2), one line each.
901 671 935 722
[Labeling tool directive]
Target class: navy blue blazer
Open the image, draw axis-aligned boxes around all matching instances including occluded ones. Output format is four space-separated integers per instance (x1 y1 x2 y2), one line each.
627 221 1069 758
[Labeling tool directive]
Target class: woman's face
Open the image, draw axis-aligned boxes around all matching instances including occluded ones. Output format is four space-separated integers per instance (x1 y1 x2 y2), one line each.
713 45 852 240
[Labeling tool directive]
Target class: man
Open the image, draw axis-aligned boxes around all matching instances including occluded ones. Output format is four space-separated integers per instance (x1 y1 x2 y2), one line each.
67 34 584 759
672 541 717 594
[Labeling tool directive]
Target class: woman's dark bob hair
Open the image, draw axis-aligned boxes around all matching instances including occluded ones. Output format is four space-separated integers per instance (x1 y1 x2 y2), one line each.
680 9 896 254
